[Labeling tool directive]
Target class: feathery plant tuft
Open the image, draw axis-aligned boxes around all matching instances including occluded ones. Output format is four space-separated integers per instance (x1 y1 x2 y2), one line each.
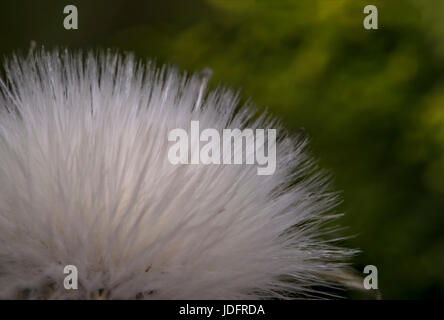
0 49 355 299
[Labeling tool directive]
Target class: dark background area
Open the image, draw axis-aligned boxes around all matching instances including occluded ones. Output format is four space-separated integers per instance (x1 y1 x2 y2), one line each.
0 0 443 299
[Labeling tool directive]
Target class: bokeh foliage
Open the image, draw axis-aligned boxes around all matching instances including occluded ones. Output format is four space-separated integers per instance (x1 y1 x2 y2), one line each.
0 0 443 299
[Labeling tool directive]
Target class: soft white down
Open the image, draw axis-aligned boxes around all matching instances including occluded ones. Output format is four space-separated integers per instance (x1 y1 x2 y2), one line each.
0 49 353 299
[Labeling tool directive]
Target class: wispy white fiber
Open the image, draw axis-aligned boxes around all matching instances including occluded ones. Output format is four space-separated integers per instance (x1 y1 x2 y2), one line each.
0 49 354 299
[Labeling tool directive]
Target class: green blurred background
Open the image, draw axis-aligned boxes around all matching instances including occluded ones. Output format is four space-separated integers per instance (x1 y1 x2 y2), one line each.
0 0 443 299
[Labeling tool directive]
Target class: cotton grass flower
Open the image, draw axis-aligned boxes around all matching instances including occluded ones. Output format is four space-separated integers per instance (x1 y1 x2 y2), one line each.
0 49 354 299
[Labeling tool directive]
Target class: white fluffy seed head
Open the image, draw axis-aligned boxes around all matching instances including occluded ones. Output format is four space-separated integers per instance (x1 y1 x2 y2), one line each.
0 49 354 299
